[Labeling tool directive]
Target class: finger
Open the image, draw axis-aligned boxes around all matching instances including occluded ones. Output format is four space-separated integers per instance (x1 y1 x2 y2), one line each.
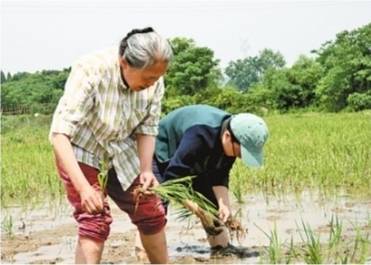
223 215 228 223
92 194 104 212
152 177 159 187
219 212 224 220
89 194 103 214
81 202 89 213
219 211 228 223
142 177 151 191
139 174 145 185
84 200 95 214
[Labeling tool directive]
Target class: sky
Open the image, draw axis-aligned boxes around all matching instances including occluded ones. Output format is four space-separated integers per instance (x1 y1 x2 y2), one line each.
1 0 371 74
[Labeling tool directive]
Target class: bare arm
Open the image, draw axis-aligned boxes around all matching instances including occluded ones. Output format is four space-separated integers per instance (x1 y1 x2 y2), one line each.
136 133 158 191
52 133 103 213
212 186 231 222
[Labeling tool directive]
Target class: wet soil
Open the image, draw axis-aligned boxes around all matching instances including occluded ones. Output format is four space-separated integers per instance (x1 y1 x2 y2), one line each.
1 192 370 264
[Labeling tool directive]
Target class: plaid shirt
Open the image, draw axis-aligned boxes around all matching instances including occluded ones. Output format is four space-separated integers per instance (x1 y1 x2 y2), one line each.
50 47 164 190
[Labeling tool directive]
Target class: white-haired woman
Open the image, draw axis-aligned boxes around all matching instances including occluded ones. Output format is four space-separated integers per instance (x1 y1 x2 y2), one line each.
50 27 173 264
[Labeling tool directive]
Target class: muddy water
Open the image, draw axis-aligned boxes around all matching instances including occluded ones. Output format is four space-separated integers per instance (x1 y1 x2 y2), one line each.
1 192 370 264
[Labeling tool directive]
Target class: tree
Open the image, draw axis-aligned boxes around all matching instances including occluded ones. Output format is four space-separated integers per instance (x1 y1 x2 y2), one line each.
165 37 221 96
286 55 324 107
1 69 69 113
259 68 299 110
347 91 371 111
0 71 6 84
313 23 371 111
225 49 285 91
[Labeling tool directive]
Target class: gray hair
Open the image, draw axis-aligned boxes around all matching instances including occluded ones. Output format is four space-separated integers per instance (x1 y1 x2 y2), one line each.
119 27 173 69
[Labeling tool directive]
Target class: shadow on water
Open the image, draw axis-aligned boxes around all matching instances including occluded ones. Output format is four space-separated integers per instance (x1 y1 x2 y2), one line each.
171 243 262 264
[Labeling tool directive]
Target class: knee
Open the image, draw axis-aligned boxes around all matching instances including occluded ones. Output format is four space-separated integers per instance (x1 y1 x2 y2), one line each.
130 196 167 235
76 212 113 241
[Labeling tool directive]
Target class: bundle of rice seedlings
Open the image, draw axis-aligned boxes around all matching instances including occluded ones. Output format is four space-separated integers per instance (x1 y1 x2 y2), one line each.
134 176 246 238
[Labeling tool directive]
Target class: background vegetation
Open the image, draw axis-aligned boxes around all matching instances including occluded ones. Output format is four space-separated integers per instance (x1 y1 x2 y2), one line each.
1 23 370 115
1 23 370 206
1 111 370 207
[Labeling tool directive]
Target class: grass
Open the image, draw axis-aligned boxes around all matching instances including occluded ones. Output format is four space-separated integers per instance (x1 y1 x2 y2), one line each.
1 111 370 207
299 220 323 264
257 217 370 264
1 214 14 237
230 111 371 198
1 114 64 207
256 223 284 264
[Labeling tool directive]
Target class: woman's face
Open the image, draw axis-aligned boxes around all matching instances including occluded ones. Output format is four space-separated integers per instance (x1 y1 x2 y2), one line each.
120 58 168 91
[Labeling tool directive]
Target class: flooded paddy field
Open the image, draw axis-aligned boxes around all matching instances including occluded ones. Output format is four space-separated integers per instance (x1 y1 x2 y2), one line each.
2 192 370 264
2 113 370 263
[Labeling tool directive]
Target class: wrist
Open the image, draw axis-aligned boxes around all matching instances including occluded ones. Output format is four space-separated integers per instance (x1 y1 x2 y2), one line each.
74 177 91 194
140 169 153 174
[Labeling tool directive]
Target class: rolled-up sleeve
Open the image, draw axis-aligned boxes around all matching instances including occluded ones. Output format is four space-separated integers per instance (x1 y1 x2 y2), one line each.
49 63 96 141
134 78 165 136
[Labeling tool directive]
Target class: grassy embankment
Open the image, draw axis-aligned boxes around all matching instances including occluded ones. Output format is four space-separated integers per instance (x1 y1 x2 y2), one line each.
1 112 370 207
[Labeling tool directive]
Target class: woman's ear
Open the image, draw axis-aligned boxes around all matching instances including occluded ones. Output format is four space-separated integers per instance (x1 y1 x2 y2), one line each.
119 57 129 69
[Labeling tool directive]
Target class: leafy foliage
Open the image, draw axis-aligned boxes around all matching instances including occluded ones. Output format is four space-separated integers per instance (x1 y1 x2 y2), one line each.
1 69 69 114
2 24 370 114
225 48 285 91
165 37 221 96
313 23 371 111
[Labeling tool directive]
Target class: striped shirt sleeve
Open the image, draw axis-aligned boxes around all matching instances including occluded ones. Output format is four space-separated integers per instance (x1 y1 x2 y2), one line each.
50 63 96 140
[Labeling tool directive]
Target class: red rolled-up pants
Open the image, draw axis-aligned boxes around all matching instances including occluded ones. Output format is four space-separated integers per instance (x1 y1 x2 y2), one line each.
56 159 166 242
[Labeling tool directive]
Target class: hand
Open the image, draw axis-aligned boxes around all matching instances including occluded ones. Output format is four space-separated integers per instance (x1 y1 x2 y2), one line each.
139 171 159 191
218 204 231 223
79 185 104 214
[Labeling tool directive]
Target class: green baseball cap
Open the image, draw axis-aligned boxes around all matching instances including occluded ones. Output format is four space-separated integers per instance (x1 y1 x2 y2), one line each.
230 113 269 167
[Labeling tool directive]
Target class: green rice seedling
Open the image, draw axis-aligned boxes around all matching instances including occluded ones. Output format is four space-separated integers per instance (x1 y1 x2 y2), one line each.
1 114 63 207
235 112 371 197
134 176 220 233
135 176 246 237
326 215 347 263
230 162 246 203
298 220 323 264
350 225 369 263
340 255 349 264
328 215 343 249
97 156 110 192
285 235 300 264
255 223 283 264
1 214 14 237
3 112 371 207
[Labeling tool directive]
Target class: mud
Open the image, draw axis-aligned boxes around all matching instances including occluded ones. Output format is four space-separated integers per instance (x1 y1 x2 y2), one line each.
1 192 370 264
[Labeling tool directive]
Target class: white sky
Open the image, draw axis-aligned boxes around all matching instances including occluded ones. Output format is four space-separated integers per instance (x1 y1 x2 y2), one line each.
1 0 370 74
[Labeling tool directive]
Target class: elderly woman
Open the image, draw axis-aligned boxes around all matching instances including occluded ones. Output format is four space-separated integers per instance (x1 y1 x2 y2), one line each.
50 27 172 264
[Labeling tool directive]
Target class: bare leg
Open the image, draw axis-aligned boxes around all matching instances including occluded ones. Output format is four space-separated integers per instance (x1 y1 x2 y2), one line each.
135 231 148 262
139 228 168 264
75 236 104 264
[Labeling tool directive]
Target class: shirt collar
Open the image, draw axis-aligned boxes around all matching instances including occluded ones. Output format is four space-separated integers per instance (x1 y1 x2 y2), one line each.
116 58 129 91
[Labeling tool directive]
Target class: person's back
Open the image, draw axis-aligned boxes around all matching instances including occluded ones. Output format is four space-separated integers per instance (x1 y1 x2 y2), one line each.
152 104 269 256
156 104 230 163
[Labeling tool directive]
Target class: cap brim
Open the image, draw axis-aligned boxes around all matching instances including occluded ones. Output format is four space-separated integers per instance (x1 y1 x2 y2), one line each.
241 146 263 168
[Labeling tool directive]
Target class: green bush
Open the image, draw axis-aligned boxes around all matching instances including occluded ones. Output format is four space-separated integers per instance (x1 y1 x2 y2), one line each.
347 92 371 111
